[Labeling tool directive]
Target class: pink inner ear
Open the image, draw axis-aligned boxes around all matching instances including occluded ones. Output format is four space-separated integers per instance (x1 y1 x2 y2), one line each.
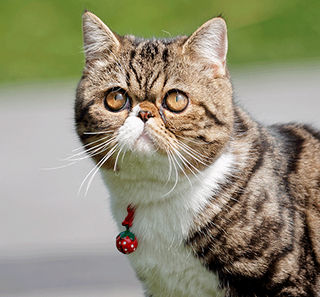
211 60 227 78
216 28 227 62
183 18 228 77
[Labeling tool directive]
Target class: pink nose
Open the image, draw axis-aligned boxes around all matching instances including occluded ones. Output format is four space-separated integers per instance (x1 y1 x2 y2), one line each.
138 110 153 122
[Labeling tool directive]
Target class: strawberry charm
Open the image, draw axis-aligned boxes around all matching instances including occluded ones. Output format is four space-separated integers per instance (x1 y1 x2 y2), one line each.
116 230 138 254
116 205 138 254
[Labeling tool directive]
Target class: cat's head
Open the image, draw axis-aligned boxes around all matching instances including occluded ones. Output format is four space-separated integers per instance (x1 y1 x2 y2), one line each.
75 11 233 172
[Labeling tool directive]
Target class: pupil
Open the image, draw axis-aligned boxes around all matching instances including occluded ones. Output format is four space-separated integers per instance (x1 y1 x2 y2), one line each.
176 94 183 102
115 93 123 101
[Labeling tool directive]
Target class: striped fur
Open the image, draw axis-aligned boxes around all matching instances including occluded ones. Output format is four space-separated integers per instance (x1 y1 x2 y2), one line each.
75 12 320 296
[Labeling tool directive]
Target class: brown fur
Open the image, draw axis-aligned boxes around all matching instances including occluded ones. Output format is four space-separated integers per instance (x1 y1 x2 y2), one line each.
75 12 320 296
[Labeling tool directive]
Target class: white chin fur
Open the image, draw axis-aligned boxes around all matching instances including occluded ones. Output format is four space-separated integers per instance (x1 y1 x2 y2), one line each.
116 114 156 153
134 131 157 153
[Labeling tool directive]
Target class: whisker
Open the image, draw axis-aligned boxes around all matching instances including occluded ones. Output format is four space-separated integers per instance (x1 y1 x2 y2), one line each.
176 134 210 145
170 147 193 186
176 137 209 159
41 162 76 171
163 150 179 197
121 147 128 164
164 147 173 185
83 130 114 135
84 144 119 195
174 148 201 181
176 144 208 170
64 136 116 161
66 146 108 162
79 144 119 196
177 139 210 160
113 145 124 171
72 134 111 152
176 140 210 166
170 146 192 186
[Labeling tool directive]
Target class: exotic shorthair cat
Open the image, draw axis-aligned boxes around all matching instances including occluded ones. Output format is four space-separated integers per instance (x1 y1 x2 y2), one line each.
75 11 320 297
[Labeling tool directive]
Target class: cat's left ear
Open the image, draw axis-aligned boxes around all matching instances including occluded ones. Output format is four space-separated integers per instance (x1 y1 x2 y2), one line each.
182 17 228 77
82 11 120 60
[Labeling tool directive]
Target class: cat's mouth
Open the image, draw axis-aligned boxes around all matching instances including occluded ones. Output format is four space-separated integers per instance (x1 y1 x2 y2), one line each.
133 129 157 153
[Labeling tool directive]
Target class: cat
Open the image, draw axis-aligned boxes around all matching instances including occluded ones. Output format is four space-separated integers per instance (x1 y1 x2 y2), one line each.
74 11 320 297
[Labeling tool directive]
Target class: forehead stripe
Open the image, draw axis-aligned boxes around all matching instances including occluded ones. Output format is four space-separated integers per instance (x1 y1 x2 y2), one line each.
148 71 161 91
129 49 142 88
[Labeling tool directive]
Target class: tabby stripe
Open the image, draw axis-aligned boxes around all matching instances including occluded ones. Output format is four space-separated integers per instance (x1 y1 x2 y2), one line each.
272 125 305 174
148 71 161 90
162 74 168 91
199 102 225 126
234 109 249 135
146 42 154 59
278 127 303 263
153 43 159 55
129 50 142 88
191 135 267 256
303 215 320 270
143 71 160 101
302 124 320 141
125 71 131 87
76 99 95 123
216 235 295 296
162 48 169 63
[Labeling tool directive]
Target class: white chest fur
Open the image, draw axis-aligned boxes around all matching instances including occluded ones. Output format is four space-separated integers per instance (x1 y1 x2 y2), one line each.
101 151 234 297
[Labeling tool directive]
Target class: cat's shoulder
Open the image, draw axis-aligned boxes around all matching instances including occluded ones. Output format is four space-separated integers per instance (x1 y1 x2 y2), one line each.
268 122 320 194
269 122 320 147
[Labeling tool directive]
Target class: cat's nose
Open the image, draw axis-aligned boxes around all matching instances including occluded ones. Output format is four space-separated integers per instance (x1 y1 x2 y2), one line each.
138 110 154 123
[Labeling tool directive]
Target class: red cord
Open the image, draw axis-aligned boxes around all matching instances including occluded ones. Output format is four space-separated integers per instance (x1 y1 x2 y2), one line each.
122 205 135 227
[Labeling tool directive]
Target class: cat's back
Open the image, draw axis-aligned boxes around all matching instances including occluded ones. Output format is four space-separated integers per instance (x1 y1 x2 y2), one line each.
270 122 320 263
269 123 320 196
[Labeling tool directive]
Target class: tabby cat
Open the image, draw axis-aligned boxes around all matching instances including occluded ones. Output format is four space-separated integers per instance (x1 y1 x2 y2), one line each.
75 11 320 297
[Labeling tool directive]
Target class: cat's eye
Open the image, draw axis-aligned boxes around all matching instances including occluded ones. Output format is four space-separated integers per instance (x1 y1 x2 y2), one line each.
163 90 189 113
104 88 130 112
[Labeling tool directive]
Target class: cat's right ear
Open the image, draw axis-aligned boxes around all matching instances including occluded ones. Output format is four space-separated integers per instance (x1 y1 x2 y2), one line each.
182 17 228 77
82 11 120 60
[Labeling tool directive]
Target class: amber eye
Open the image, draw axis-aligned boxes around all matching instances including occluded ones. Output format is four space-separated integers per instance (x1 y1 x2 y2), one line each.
104 89 130 112
163 90 189 113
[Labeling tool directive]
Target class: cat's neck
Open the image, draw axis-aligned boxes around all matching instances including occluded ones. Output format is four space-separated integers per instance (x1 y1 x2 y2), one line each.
101 106 260 225
101 147 237 210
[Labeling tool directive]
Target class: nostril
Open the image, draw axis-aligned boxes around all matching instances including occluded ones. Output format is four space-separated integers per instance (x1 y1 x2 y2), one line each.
138 110 153 123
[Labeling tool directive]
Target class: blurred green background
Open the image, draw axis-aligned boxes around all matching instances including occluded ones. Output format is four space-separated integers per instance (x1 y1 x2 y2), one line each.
1 0 320 84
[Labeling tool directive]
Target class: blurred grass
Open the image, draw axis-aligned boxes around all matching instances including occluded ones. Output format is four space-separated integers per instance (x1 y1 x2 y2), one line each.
1 0 320 83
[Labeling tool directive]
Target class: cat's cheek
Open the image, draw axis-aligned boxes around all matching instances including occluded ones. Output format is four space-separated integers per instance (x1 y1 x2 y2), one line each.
145 118 175 153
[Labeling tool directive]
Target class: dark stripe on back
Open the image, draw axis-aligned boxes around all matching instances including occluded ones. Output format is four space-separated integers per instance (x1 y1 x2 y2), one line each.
302 124 320 141
272 125 305 174
234 109 249 135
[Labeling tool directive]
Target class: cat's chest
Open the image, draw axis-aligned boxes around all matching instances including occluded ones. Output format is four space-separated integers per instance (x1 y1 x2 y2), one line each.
101 152 234 296
128 205 222 297
109 182 222 297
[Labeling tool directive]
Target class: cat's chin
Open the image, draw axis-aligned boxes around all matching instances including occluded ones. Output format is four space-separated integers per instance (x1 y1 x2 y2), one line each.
133 131 157 154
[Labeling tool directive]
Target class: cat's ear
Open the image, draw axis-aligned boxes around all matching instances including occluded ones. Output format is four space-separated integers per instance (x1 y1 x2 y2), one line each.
182 17 228 77
82 11 120 60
